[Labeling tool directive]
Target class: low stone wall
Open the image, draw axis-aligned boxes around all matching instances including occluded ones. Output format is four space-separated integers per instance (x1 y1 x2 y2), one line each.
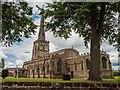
1 82 120 90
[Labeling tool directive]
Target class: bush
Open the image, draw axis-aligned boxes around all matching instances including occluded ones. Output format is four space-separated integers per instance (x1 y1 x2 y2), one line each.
113 72 120 76
2 69 8 78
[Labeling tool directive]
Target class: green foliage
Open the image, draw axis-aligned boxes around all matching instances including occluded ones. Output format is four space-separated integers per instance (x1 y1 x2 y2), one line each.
2 1 37 46
2 69 8 79
38 2 120 50
1 58 5 68
113 72 120 76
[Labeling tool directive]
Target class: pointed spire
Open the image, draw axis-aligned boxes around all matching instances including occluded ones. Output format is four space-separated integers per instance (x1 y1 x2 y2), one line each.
38 16 45 41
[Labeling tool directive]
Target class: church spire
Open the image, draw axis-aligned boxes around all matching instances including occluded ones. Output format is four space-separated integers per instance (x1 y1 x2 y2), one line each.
38 16 45 41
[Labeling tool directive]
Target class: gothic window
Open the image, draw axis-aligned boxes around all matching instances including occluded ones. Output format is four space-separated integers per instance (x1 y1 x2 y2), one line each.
46 62 49 73
74 62 77 70
81 61 83 70
41 64 44 74
38 47 39 50
102 57 107 69
40 64 42 74
35 45 37 51
38 45 40 50
34 45 37 56
32 69 35 78
28 70 30 77
35 52 36 56
42 33 44 36
86 59 90 70
67 67 70 72
57 59 62 73
42 65 45 71
37 67 39 73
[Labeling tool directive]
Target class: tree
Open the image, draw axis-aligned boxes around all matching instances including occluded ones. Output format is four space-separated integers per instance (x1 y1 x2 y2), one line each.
37 2 120 81
1 58 5 68
2 1 37 46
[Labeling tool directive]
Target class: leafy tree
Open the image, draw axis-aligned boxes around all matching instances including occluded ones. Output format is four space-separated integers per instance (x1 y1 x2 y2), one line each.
1 58 5 68
38 2 120 81
2 1 37 46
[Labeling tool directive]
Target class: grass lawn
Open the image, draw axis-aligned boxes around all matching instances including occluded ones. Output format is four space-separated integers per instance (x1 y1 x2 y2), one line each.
1 76 120 84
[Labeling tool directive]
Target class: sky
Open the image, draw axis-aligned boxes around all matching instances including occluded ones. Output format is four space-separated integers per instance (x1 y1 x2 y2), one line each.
0 0 119 70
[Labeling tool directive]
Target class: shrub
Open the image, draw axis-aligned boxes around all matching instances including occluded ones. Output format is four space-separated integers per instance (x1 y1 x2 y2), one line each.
113 72 120 76
2 69 8 78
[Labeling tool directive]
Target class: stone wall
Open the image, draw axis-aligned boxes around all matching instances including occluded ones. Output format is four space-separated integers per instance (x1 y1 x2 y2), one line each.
1 82 120 90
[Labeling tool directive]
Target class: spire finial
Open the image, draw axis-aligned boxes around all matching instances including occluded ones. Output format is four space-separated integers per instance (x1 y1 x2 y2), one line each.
38 8 45 41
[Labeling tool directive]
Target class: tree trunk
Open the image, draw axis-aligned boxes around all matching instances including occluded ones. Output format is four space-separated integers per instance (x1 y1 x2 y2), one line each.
88 30 102 81
88 3 105 81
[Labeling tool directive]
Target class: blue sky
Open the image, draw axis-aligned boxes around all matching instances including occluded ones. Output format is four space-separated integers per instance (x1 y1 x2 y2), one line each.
0 1 119 70
32 15 40 20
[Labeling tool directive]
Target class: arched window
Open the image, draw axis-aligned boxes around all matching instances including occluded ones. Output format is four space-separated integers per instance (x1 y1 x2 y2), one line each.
57 59 62 73
46 62 49 73
34 45 37 56
74 62 77 70
67 67 70 72
35 45 37 51
37 67 40 78
102 57 107 69
81 61 83 70
86 59 90 70
42 33 44 36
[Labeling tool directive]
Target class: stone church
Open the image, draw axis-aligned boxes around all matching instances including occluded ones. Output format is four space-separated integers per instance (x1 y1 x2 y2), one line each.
23 17 113 79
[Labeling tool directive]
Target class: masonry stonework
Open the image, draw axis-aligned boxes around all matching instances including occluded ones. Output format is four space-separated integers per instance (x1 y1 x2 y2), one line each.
23 17 113 79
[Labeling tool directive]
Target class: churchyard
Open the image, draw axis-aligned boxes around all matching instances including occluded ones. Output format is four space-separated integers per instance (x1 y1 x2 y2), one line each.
1 76 120 83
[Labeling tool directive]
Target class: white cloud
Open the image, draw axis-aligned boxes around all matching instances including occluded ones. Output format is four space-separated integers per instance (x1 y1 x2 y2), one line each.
49 42 58 52
113 66 120 70
0 44 7 60
46 31 90 54
1 1 119 70
101 42 118 65
2 16 118 70
0 50 7 60
15 59 24 67
5 61 14 68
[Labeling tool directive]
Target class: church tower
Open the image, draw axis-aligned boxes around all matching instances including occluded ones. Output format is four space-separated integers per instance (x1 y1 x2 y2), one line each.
32 16 49 60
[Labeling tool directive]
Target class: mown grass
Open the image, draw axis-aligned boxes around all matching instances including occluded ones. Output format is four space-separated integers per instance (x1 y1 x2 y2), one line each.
1 76 120 84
